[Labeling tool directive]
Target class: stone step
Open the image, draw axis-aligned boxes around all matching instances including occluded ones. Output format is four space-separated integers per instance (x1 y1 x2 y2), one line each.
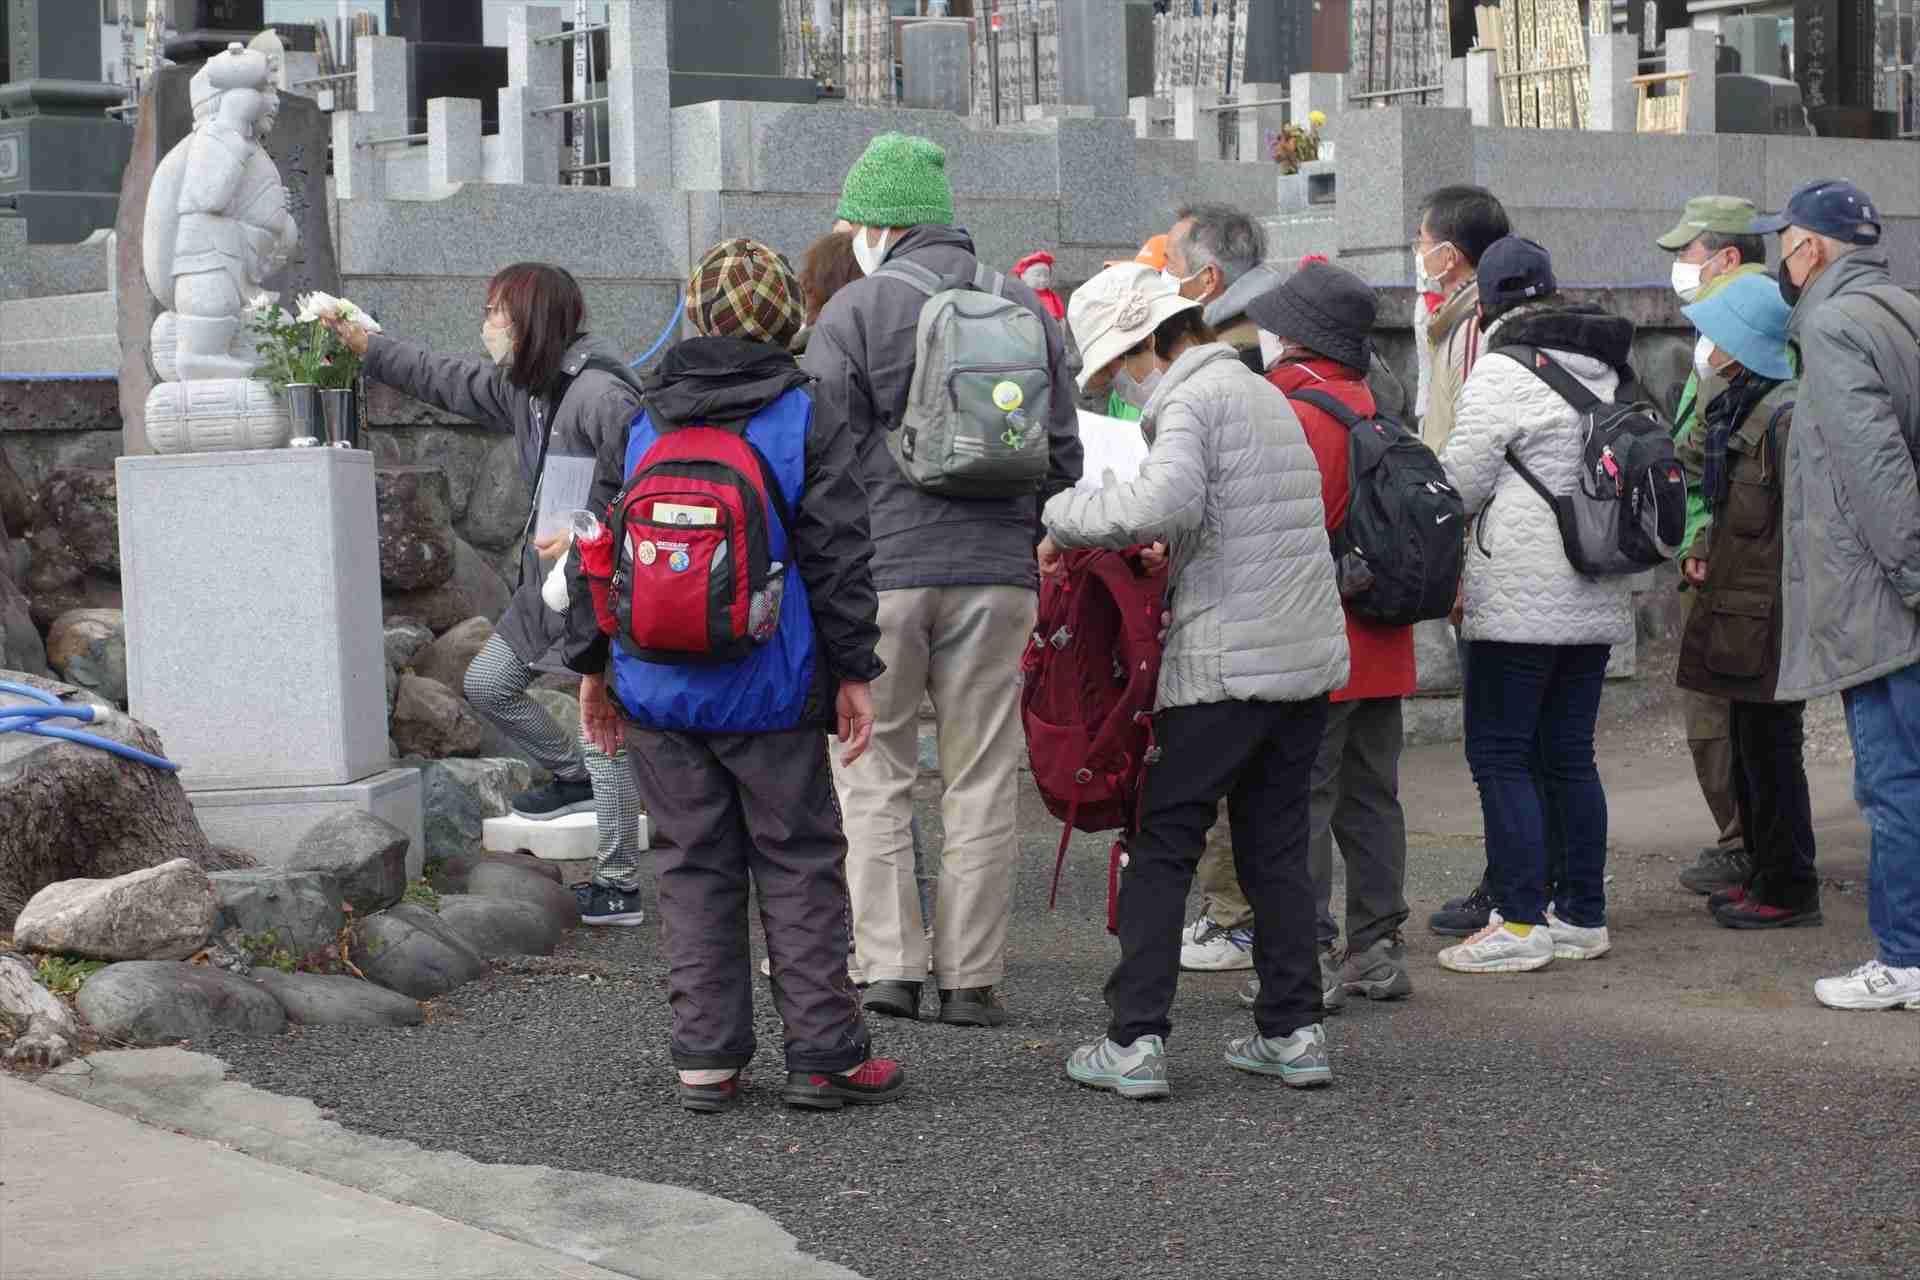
481 810 650 862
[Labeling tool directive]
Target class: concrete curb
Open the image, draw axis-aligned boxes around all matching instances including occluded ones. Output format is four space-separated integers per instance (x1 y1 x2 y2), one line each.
38 1048 864 1280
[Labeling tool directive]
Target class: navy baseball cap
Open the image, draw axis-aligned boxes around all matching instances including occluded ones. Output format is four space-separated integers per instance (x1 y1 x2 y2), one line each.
1750 178 1881 245
1477 235 1557 309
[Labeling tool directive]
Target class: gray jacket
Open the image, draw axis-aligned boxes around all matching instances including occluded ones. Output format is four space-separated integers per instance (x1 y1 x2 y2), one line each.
363 332 642 666
1042 343 1349 709
801 224 1082 593
1777 251 1920 700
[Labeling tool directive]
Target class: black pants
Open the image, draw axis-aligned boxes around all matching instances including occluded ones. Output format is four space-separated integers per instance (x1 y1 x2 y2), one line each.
1729 700 1819 910
624 725 870 1074
1107 697 1328 1046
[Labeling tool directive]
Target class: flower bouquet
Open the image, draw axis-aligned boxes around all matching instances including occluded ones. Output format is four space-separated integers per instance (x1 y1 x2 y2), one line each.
1271 109 1327 175
247 291 382 392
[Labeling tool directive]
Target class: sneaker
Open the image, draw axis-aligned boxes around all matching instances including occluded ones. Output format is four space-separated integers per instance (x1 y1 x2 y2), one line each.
1428 882 1494 937
1340 934 1413 1000
1679 845 1752 895
510 778 596 820
1224 1023 1332 1088
759 956 771 978
1708 884 1750 914
1237 976 1259 1008
1544 910 1611 960
782 1057 907 1110
1179 917 1256 971
938 986 1008 1027
1715 897 1822 930
1813 960 1920 1012
1065 1035 1171 1100
1437 915 1554 974
580 884 645 927
861 979 921 1021
1319 946 1347 1013
678 1070 742 1113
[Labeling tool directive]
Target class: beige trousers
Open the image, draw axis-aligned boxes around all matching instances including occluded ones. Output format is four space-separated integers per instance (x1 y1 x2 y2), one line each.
833 585 1036 989
1195 800 1253 929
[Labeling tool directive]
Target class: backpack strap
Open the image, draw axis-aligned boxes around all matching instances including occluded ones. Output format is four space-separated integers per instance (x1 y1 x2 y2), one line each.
1496 343 1606 414
1502 445 1561 511
873 259 944 297
1288 386 1365 430
973 264 1007 297
1855 288 1920 348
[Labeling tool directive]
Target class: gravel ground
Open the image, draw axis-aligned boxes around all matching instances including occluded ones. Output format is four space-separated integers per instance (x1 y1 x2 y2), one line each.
207 697 1916 1280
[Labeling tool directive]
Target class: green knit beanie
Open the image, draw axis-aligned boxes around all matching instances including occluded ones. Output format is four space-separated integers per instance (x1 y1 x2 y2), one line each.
835 133 954 229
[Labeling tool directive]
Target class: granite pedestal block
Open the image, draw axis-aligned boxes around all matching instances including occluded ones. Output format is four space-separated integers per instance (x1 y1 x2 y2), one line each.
117 447 388 792
192 767 426 878
483 810 651 862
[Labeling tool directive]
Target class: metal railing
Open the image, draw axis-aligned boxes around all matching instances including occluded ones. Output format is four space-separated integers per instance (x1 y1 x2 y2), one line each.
365 131 428 147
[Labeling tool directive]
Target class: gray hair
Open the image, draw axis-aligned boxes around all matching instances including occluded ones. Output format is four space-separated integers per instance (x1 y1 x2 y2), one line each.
1174 202 1266 286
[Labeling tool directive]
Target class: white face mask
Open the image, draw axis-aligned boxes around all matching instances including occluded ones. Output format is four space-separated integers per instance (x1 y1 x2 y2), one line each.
1414 242 1455 294
1114 364 1163 409
1258 330 1285 371
1693 335 1718 387
852 226 892 277
1021 264 1054 291
483 317 515 367
1672 260 1705 303
1160 266 1203 294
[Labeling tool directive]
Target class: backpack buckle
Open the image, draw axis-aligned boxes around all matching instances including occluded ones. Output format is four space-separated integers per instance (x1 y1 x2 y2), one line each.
1049 626 1071 649
1075 767 1094 784
1143 747 1163 765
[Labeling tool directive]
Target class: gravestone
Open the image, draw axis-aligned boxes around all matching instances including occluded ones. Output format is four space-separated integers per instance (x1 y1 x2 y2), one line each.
1058 0 1126 117
670 0 816 106
385 1 485 45
1241 0 1315 84
903 24 972 115
163 1 268 62
385 2 508 137
1793 0 1887 137
0 0 136 244
1124 3 1155 101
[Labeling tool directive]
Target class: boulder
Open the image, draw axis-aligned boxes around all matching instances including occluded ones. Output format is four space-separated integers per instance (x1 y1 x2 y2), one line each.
251 971 424 1027
435 893 564 957
283 812 408 916
384 661 399 719
530 688 581 738
382 538 512 634
462 435 530 550
390 673 487 759
3 1013 76 1068
0 951 82 1067
410 428 492 521
449 536 512 622
45 608 127 705
384 620 434 671
0 449 31 537
207 869 346 956
0 564 50 677
412 616 492 692
43 468 119 576
465 862 578 938
0 673 249 922
375 466 456 592
75 960 287 1044
435 850 562 892
25 526 82 596
1412 618 1461 694
24 574 121 634
12 858 218 962
349 904 491 999
420 758 531 860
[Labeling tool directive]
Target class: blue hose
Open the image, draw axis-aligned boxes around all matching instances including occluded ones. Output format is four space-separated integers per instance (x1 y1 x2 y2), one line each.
0 681 180 772
629 294 686 371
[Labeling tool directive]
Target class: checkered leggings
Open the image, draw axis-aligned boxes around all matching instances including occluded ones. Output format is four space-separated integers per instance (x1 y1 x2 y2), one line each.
464 633 645 891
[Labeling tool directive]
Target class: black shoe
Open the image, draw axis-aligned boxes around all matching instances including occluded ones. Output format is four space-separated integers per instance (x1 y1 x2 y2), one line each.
1708 883 1752 914
1715 896 1823 930
1680 846 1752 895
861 980 921 1021
938 986 1008 1027
782 1058 907 1111
511 778 596 820
679 1075 743 1113
1428 882 1493 937
581 884 645 927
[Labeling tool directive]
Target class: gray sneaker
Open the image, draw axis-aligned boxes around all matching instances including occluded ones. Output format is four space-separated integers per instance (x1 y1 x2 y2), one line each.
1340 933 1413 1001
1320 945 1347 1013
1224 1023 1332 1088
1065 1034 1170 1100
1679 845 1752 895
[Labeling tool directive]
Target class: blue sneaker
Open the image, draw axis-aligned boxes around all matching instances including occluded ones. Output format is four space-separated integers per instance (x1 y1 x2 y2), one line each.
1066 1035 1171 1100
581 884 645 927
1225 1023 1333 1088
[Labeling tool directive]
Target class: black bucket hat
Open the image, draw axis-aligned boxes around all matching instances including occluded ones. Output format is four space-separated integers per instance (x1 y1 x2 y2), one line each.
1245 260 1377 373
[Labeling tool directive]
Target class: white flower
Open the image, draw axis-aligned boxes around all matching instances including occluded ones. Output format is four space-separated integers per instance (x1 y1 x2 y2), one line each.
294 290 342 323
246 291 276 313
338 299 383 334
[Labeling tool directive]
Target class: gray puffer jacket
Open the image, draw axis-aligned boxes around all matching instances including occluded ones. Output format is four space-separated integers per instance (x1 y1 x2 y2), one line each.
1042 343 1349 709
1777 251 1920 700
1440 305 1637 648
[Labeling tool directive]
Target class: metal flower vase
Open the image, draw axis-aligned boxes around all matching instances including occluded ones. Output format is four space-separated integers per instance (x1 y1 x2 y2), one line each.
284 383 323 445
321 386 361 449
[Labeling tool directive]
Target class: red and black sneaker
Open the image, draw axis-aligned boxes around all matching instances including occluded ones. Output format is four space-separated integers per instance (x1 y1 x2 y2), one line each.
679 1075 744 1114
782 1058 907 1111
1716 897 1823 930
1708 884 1750 914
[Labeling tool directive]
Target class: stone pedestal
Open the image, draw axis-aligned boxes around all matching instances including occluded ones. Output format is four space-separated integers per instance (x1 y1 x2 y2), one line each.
483 810 651 862
1665 28 1719 134
193 767 426 877
0 0 137 244
1589 34 1640 132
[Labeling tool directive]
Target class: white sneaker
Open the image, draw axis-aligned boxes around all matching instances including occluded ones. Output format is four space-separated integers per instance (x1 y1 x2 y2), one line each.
1545 910 1611 960
1814 960 1920 1011
1437 914 1554 974
1180 916 1256 971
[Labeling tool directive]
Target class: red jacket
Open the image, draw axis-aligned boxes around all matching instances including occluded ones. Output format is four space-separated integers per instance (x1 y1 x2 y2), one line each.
1266 358 1417 703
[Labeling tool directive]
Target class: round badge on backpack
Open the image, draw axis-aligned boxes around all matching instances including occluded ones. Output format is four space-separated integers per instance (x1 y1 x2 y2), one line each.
669 550 690 573
992 380 1024 412
637 540 657 566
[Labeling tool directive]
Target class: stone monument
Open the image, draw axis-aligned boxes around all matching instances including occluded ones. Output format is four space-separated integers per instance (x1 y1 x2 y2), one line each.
0 0 137 244
141 39 296 453
902 23 972 115
162 0 268 62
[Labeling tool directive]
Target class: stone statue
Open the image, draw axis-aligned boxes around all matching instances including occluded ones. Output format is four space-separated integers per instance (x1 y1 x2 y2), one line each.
141 39 300 452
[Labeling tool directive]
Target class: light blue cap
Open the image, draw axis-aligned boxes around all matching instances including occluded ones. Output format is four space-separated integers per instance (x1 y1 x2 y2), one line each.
1682 272 1793 381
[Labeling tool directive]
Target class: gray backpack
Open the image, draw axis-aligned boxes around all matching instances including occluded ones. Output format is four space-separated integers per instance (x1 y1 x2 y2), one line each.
875 258 1055 499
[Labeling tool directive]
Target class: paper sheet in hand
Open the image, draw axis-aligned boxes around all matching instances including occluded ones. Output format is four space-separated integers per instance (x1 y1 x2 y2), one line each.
1074 410 1149 491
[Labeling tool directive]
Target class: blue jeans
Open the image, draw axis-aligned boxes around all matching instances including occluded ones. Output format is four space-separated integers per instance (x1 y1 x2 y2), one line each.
1464 642 1611 927
1842 662 1920 968
1458 634 1566 904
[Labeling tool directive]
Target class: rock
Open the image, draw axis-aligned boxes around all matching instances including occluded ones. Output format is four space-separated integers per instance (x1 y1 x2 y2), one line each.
0 673 249 922
251 970 424 1027
25 526 82 595
385 661 399 719
284 812 409 916
0 565 50 677
43 468 119 576
75 960 287 1044
1413 618 1462 694
390 673 487 759
0 449 31 536
385 620 434 671
413 616 492 692
435 893 564 957
45 608 127 704
207 870 346 956
4 1014 76 1068
381 539 511 634
23 566 121 633
463 435 530 550
1402 695 1465 747
530 688 581 738
349 904 491 999
410 428 492 521
1639 580 1684 647
375 466 457 592
420 758 531 860
449 536 512 623
465 862 578 938
0 952 82 1058
435 850 562 892
12 859 219 962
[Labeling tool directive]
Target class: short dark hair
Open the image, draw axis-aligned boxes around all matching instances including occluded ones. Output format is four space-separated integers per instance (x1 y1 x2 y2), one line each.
799 230 862 325
1418 185 1511 266
1699 230 1767 267
487 262 586 391
1147 307 1217 361
1173 202 1266 285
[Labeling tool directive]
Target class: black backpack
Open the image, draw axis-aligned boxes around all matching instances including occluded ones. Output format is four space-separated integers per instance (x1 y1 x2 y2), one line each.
1494 346 1686 578
1290 388 1466 626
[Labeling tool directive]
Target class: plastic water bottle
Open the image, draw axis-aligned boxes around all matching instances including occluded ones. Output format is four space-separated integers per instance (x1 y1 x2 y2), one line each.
748 562 785 642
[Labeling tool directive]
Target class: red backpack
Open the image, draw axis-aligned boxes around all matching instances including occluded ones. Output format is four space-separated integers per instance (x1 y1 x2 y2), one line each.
1020 548 1167 933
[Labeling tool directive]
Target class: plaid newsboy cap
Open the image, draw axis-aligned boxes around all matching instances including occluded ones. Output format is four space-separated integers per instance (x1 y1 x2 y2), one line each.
687 238 806 349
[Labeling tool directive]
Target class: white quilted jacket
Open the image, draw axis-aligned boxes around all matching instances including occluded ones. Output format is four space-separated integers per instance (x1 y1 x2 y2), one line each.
1440 307 1636 648
1043 343 1349 709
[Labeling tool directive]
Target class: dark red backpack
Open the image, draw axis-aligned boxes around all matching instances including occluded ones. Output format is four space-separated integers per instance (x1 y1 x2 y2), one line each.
1020 548 1167 933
